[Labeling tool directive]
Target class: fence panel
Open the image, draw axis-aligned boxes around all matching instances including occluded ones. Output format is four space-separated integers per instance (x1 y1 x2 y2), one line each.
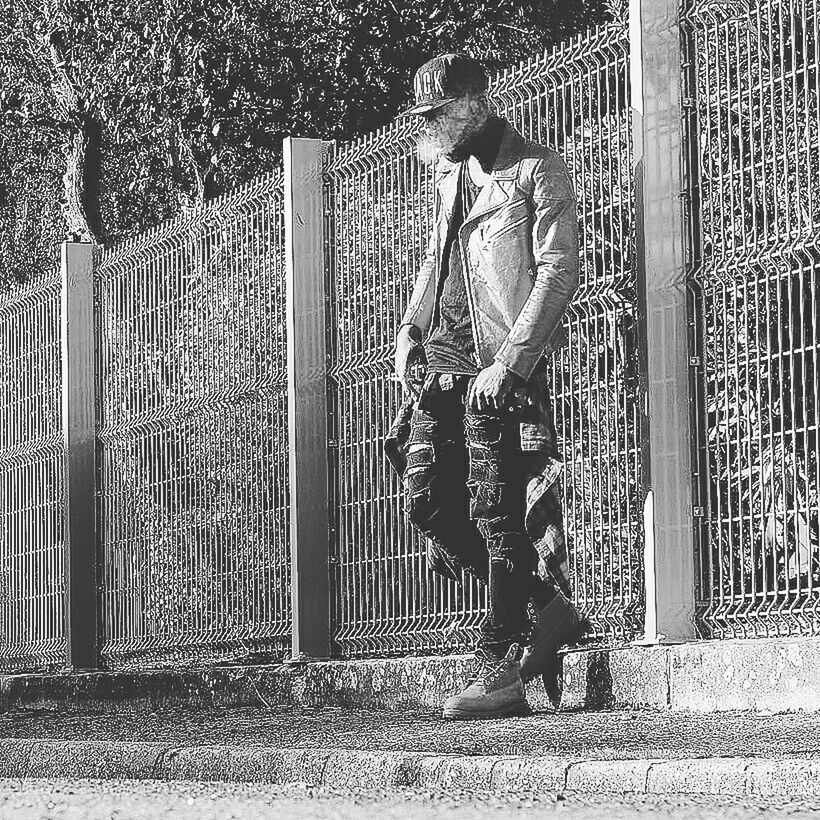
324 22 644 658
324 127 473 656
0 272 65 670
685 0 820 638
96 173 291 667
500 26 643 642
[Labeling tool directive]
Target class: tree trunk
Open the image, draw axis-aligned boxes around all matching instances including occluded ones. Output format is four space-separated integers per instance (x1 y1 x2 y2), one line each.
49 32 103 243
177 133 207 216
60 120 103 243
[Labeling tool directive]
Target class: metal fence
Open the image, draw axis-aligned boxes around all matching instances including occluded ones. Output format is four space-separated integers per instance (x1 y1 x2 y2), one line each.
95 172 292 667
324 122 481 656
4 8 820 672
685 0 820 638
0 271 65 671
324 22 644 658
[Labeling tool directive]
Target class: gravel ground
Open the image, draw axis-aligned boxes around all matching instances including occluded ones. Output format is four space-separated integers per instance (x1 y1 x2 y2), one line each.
3 779 820 819
2 705 820 760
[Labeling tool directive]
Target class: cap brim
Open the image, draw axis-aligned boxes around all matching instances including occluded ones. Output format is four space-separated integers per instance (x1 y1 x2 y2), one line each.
395 97 458 119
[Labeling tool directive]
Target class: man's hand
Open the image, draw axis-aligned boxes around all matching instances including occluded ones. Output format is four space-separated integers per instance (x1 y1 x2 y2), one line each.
394 324 424 397
468 361 516 412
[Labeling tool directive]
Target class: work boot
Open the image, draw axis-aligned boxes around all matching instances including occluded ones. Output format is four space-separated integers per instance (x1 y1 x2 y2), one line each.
519 594 589 686
442 644 530 720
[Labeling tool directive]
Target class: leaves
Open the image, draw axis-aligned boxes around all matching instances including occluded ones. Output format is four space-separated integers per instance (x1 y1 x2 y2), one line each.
1 0 612 286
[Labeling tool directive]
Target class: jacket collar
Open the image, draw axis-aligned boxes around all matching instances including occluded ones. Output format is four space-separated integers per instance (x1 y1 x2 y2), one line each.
436 120 525 226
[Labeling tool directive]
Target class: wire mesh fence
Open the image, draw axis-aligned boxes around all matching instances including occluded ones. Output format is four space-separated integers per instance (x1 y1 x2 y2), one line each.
95 172 292 668
505 25 643 642
324 120 483 657
5 7 818 672
685 0 820 638
324 22 644 658
0 272 65 671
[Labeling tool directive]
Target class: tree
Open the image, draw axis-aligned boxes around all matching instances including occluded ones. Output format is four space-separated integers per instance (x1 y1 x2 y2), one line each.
0 0 615 286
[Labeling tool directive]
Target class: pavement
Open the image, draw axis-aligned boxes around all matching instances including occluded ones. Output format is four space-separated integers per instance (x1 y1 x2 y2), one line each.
3 704 820 798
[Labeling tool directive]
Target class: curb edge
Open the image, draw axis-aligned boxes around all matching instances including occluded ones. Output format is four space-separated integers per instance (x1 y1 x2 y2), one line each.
3 739 820 797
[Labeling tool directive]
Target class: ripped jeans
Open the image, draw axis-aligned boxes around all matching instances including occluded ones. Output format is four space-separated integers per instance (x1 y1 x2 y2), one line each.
403 373 556 657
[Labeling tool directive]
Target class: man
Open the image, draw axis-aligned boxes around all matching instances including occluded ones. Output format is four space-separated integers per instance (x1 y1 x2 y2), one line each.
389 53 587 720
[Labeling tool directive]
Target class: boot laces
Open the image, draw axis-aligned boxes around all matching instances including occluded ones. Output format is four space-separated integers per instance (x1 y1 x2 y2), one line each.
467 647 516 686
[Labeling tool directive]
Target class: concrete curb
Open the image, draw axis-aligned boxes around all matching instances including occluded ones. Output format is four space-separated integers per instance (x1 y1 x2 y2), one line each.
0 657 509 714
6 635 820 714
2 739 820 796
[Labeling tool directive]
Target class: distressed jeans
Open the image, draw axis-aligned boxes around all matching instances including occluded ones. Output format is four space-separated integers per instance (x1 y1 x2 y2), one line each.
403 374 556 657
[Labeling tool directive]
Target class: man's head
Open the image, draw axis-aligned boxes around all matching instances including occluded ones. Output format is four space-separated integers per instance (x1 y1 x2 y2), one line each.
398 54 491 160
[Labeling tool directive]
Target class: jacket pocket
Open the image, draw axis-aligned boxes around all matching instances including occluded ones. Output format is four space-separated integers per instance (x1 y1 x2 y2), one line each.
517 370 558 453
520 421 552 452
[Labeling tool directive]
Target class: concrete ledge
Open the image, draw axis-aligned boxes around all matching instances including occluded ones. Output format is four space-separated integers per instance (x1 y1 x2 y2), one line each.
566 759 658 793
0 739 167 780
164 746 331 786
3 739 820 796
25 740 165 780
6 636 820 714
489 757 568 792
645 758 748 795
668 638 820 711
747 759 820 796
0 739 33 778
0 656 552 714
560 636 820 713
0 666 301 713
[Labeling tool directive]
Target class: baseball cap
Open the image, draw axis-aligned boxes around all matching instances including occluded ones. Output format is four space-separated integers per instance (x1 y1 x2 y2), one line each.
397 53 489 119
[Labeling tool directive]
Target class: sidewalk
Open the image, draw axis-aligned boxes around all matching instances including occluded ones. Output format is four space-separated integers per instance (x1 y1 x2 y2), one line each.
3 704 820 797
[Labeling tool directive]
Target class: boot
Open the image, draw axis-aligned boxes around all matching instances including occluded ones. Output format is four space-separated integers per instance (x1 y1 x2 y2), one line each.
442 644 530 720
519 594 589 685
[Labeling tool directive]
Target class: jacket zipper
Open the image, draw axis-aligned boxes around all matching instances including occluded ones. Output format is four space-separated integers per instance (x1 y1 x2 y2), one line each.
458 223 484 368
458 163 485 368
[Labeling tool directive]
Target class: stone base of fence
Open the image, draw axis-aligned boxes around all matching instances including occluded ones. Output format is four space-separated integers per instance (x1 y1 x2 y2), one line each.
5 636 820 715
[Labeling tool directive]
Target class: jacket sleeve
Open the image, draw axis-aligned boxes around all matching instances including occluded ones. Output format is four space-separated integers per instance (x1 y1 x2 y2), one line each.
493 158 579 380
399 222 438 335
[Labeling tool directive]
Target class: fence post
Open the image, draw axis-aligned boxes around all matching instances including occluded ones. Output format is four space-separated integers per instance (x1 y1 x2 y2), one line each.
61 241 99 669
631 0 696 642
284 137 333 660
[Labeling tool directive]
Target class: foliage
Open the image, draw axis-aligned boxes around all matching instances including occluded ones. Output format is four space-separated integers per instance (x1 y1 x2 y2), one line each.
0 124 63 283
0 0 615 288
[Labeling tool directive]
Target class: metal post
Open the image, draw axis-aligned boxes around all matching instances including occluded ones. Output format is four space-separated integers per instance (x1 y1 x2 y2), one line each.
61 241 99 668
631 0 696 642
285 137 332 660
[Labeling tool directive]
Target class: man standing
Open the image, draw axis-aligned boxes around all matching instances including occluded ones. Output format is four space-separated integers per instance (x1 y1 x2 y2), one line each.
391 53 587 719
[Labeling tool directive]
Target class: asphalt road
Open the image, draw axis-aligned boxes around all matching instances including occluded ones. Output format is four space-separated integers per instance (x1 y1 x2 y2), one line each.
3 779 820 819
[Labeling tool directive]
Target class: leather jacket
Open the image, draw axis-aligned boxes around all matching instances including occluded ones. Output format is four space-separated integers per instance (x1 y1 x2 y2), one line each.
400 120 579 380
